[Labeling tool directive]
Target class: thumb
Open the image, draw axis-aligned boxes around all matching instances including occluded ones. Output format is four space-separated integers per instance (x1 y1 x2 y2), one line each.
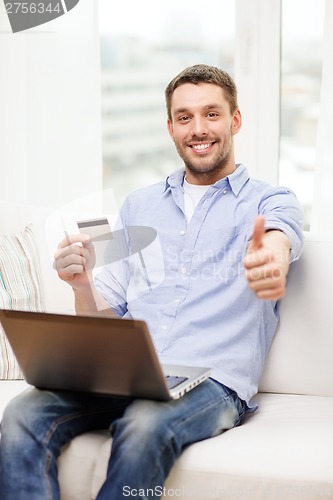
250 215 265 251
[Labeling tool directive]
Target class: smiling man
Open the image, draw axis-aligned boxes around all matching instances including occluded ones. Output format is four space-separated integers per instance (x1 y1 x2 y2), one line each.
0 65 304 499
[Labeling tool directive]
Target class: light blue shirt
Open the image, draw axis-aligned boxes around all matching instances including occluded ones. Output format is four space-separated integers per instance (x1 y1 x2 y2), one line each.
95 164 304 406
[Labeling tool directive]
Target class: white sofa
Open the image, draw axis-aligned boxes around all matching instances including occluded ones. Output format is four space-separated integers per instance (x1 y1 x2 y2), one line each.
1 202 333 500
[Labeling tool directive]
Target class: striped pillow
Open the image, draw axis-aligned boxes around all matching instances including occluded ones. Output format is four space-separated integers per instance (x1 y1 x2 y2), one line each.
0 224 44 379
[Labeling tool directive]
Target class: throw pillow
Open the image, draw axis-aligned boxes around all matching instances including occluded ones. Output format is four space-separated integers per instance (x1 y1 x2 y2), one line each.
0 224 44 379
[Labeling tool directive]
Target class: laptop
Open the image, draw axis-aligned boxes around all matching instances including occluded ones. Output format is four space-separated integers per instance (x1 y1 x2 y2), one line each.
0 309 211 401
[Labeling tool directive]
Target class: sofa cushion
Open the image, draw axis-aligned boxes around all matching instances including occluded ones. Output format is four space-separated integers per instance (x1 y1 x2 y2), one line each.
58 431 111 500
57 392 333 499
0 224 44 379
162 393 333 499
259 236 333 397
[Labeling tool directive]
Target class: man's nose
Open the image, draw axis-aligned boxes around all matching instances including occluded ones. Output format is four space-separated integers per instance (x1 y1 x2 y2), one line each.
190 117 208 137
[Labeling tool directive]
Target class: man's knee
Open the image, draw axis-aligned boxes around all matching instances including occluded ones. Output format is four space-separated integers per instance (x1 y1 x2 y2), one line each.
1 388 56 443
112 399 175 443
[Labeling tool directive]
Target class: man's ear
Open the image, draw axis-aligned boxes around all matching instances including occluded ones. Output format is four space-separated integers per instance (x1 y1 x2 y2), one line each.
167 119 175 141
231 109 242 136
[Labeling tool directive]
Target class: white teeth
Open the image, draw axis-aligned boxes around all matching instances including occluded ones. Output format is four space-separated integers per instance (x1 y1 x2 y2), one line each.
192 143 211 150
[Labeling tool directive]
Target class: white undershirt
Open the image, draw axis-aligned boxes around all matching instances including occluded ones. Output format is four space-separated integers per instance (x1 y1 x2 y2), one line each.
183 177 210 222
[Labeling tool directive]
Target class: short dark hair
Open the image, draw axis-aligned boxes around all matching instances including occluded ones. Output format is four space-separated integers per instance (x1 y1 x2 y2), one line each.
165 64 238 120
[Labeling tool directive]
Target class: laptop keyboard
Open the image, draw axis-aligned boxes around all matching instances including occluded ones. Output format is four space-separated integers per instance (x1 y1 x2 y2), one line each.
165 375 188 389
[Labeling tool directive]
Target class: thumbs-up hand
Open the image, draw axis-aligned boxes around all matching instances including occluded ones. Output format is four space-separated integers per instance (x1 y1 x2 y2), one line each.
243 216 291 300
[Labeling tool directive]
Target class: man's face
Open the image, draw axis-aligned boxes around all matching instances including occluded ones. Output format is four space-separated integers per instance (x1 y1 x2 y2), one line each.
167 83 241 184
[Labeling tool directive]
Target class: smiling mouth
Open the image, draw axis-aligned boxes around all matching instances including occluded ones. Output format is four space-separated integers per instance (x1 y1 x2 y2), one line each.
189 142 214 152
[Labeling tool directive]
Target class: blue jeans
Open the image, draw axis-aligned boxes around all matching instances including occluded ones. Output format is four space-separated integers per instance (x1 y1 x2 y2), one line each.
0 379 246 499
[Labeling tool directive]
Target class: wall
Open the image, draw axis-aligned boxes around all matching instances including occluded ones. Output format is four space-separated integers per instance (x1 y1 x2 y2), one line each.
0 0 102 210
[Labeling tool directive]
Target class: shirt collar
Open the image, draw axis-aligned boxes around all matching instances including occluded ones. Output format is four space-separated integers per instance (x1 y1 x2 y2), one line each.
214 164 250 196
163 164 250 196
164 169 185 191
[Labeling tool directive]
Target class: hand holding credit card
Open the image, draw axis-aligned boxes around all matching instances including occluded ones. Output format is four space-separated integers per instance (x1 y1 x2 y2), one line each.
77 219 157 289
77 218 113 268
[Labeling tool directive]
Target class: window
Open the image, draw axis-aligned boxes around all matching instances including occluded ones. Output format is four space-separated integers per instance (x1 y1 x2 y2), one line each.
98 0 329 233
98 0 236 208
279 0 325 230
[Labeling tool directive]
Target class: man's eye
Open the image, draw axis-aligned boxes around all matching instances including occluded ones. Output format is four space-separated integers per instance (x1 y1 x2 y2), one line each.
178 116 190 122
207 112 218 118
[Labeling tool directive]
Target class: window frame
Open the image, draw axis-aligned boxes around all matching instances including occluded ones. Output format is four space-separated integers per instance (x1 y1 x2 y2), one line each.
234 0 281 185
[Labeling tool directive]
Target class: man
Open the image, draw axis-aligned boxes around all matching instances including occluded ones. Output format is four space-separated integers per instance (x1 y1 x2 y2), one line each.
0 64 304 499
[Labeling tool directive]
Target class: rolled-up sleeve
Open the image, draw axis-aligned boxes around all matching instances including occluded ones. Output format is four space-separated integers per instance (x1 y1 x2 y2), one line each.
259 187 304 262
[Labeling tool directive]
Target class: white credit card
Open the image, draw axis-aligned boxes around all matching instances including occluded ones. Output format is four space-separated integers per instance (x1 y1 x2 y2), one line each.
77 218 114 268
77 218 112 242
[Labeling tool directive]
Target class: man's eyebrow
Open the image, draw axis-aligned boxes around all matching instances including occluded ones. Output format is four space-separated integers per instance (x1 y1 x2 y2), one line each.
173 107 190 115
204 103 224 110
173 103 224 115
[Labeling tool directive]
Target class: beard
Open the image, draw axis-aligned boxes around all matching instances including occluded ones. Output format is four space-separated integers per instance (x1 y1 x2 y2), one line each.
173 128 234 181
185 144 232 177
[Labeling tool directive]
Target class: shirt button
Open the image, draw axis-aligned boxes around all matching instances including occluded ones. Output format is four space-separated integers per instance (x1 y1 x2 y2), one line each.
180 267 187 274
179 230 186 236
161 325 167 330
223 189 227 195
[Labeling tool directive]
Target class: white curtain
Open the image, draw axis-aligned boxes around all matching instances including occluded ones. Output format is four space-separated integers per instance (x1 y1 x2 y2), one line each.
0 0 102 209
311 0 333 235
